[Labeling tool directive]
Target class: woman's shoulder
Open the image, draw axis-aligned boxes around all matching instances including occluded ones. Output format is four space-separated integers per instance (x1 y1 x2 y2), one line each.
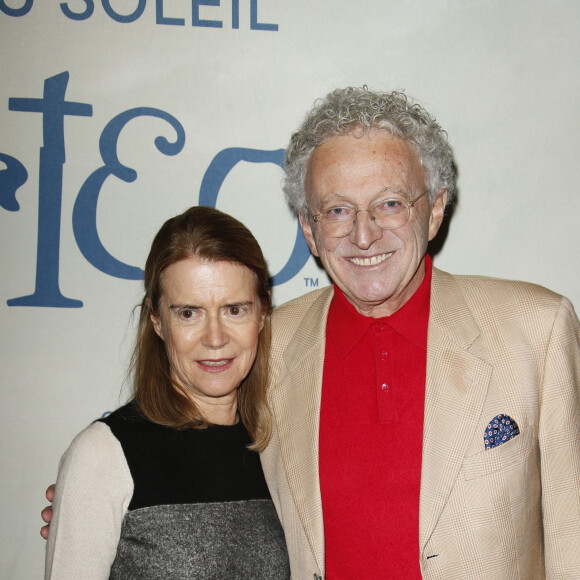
98 401 147 430
97 402 179 452
60 419 129 477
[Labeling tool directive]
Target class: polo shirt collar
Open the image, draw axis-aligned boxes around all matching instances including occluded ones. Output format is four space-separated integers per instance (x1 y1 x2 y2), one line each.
327 255 433 358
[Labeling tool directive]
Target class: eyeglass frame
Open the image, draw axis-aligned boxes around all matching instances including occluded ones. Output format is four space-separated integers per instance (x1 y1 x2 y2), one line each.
307 189 430 238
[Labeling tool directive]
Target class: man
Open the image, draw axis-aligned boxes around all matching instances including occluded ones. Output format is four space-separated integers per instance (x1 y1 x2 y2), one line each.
43 87 580 578
259 87 580 578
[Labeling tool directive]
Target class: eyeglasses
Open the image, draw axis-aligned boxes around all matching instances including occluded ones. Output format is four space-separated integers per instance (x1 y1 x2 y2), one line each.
309 190 429 238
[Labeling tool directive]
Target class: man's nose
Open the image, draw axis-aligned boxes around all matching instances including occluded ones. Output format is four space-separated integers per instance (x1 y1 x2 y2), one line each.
349 209 383 249
202 316 228 349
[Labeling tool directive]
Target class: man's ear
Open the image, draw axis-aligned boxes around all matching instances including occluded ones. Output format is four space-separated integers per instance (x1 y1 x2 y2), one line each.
428 189 448 241
299 213 320 257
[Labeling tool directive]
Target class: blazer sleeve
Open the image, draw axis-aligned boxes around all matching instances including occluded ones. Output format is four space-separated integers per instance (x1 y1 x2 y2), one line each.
539 296 580 578
45 421 134 580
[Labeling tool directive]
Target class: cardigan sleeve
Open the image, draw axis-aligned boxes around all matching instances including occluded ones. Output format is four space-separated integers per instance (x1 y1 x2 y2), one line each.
45 421 134 580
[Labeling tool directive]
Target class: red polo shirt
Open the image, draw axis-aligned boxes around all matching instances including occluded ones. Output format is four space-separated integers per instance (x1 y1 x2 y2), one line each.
319 256 432 579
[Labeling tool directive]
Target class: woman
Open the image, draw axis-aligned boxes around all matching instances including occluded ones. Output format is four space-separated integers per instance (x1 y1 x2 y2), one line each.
44 206 290 579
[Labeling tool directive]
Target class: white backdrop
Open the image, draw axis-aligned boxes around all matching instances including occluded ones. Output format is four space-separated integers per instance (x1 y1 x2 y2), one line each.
1 1 579 577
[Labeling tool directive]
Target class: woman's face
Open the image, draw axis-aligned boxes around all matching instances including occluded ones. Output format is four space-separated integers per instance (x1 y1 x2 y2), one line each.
151 257 265 420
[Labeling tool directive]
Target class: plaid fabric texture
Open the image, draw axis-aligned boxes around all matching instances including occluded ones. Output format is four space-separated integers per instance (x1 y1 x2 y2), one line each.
261 268 580 579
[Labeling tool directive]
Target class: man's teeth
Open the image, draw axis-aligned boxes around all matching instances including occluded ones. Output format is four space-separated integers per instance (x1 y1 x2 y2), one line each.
349 252 393 266
201 360 230 366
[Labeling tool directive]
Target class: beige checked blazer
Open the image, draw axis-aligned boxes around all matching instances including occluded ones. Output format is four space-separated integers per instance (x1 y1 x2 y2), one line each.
260 267 580 579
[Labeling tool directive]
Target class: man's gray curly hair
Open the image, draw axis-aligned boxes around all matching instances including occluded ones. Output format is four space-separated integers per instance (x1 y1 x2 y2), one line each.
283 86 456 217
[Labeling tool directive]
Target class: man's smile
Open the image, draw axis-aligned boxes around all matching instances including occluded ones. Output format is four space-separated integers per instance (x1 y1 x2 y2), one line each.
348 251 394 267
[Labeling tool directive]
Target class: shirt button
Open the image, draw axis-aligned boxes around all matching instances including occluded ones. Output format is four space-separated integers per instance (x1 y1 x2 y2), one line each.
375 323 386 332
380 351 388 361
381 383 389 391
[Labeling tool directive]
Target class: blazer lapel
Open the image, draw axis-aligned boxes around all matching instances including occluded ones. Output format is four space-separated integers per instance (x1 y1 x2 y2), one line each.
271 288 334 573
419 269 493 554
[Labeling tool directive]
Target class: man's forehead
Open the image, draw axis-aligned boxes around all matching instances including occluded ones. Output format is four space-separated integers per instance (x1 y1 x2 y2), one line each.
306 131 425 201
309 131 420 171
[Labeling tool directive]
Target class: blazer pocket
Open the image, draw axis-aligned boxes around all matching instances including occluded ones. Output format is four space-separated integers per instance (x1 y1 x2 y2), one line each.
462 428 534 480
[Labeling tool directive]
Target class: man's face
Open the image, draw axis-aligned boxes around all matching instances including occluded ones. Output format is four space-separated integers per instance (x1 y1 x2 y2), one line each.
300 129 447 318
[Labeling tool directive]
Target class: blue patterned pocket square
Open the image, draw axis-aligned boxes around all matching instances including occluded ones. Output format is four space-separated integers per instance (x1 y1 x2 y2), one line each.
484 414 520 449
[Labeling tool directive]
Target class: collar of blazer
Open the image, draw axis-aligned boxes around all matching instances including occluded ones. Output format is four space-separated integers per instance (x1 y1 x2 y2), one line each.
269 268 494 571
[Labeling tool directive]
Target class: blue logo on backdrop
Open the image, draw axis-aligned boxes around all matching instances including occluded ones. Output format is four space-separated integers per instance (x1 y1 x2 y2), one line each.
0 0 279 30
0 72 310 307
